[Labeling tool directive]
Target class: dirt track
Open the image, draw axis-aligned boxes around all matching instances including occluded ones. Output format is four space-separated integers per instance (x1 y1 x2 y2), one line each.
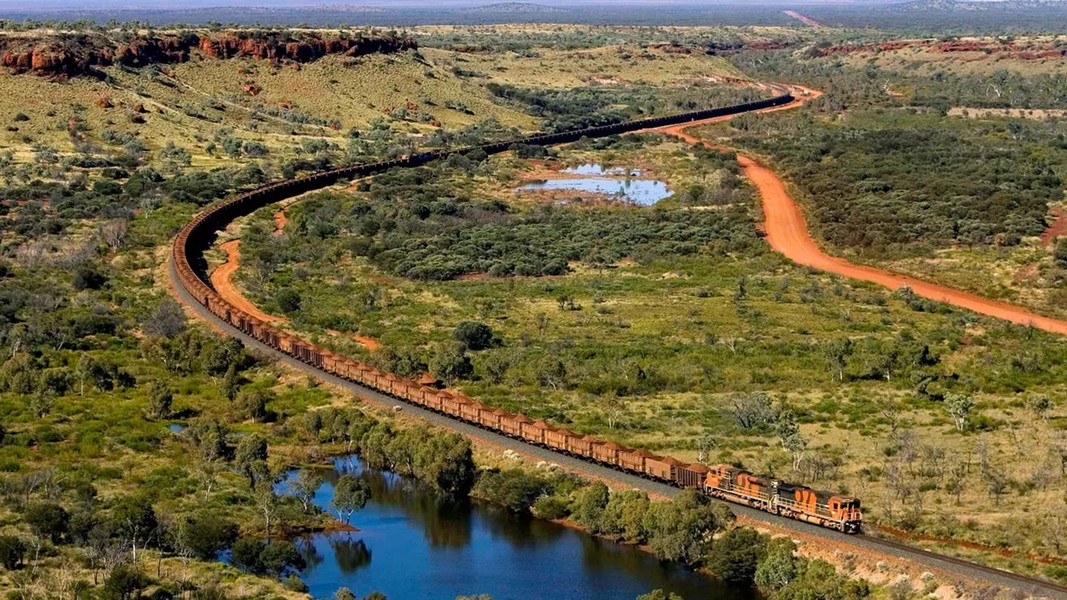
210 240 280 324
210 239 384 350
651 87 1067 336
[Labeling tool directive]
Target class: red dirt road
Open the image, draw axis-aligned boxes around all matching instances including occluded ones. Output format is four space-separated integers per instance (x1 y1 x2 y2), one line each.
211 240 280 324
209 239 385 349
649 87 1067 336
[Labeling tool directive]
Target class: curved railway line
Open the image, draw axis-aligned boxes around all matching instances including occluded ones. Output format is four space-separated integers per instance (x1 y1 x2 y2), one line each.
170 87 1067 598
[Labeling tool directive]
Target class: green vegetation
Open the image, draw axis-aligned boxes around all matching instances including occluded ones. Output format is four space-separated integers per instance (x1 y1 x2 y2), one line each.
475 466 869 598
245 85 1067 580
3 18 1067 597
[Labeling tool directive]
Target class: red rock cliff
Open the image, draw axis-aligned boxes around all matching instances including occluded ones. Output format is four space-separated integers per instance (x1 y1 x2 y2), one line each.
0 31 416 78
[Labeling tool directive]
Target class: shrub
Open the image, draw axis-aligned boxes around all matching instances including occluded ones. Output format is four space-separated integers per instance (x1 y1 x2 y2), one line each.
531 495 570 520
277 289 302 313
0 536 26 570
472 469 550 512
1055 238 1067 267
24 502 69 543
452 321 496 351
72 266 107 291
707 527 767 586
180 511 238 560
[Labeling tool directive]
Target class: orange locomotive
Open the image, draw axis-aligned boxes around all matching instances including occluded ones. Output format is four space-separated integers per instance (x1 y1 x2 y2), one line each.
172 92 862 535
704 465 862 533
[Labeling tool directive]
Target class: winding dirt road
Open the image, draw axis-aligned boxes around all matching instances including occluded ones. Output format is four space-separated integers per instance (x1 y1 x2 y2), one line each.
210 236 383 351
210 240 280 324
650 87 1067 336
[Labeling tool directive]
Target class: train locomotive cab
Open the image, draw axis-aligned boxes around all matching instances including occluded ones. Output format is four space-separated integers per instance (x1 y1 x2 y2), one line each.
772 481 863 533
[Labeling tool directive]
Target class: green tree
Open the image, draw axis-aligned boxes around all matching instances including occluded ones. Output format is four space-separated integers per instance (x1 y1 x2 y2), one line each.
221 363 240 401
0 536 26 570
291 469 324 513
232 537 266 573
754 538 798 592
24 502 69 543
110 495 158 561
642 489 729 566
101 565 149 600
179 511 238 560
277 289 302 313
260 540 305 577
235 434 268 487
430 344 474 385
707 527 766 587
331 475 371 524
572 482 610 534
601 490 650 544
235 388 271 423
776 558 870 600
1054 238 1067 266
453 321 495 350
145 383 173 421
946 393 974 432
412 433 476 497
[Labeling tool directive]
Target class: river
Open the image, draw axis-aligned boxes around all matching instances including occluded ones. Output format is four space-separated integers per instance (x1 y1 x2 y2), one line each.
276 456 759 600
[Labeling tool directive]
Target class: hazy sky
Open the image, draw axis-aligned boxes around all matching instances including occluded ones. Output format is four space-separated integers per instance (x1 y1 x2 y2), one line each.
0 0 894 11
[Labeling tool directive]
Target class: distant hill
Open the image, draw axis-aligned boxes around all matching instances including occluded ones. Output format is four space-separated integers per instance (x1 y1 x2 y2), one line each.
893 0 1067 10
463 2 567 13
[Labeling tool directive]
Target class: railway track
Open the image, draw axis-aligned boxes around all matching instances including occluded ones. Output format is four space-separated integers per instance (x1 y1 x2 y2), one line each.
169 90 1067 598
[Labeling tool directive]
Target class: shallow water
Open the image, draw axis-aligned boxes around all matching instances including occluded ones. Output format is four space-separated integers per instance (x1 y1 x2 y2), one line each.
277 456 757 600
563 163 639 176
517 164 672 206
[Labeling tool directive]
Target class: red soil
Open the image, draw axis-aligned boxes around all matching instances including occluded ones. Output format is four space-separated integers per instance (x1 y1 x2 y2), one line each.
210 240 280 324
1041 208 1066 247
273 206 290 237
645 85 1067 336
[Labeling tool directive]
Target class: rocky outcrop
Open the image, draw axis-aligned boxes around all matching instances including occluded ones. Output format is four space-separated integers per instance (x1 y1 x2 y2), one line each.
0 31 416 79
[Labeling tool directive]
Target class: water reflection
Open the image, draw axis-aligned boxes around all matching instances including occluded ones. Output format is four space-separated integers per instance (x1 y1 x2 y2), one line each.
516 164 672 206
517 178 672 206
279 457 758 600
563 164 639 176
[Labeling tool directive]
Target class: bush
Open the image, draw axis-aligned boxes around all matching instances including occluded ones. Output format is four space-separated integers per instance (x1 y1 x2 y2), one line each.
0 536 26 570
472 469 550 512
101 566 150 600
531 495 570 520
452 321 496 351
180 511 238 560
1055 238 1067 266
24 502 69 543
72 266 107 291
707 527 767 587
277 289 302 313
233 538 305 578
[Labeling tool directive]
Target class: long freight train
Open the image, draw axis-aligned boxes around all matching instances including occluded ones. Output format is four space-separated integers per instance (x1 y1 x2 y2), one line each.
173 91 863 534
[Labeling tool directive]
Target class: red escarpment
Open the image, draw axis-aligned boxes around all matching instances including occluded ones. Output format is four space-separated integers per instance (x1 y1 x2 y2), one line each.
0 31 416 79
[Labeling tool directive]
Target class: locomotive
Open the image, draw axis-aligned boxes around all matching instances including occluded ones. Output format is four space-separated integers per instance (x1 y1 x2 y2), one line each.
172 92 862 534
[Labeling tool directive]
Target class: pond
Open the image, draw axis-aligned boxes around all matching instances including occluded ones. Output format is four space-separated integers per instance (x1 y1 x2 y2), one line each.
516 164 672 206
276 456 758 600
